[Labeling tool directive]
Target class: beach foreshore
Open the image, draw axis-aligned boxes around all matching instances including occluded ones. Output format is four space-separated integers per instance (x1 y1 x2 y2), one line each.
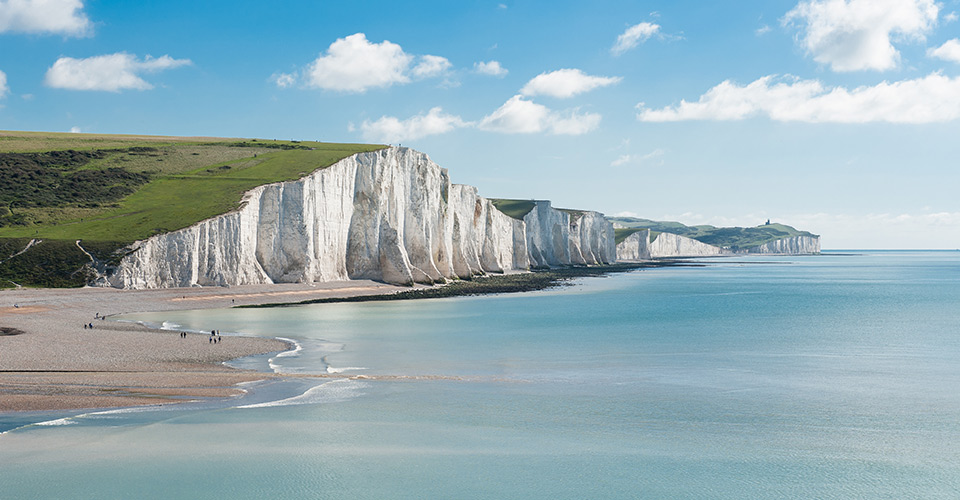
0 281 405 412
0 262 677 414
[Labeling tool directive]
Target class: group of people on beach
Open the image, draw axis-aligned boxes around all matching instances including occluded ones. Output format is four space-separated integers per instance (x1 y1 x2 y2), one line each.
176 329 224 343
82 312 106 329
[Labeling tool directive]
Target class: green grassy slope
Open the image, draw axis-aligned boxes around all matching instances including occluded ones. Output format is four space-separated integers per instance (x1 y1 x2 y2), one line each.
609 217 817 250
614 227 643 245
0 131 384 286
489 199 537 220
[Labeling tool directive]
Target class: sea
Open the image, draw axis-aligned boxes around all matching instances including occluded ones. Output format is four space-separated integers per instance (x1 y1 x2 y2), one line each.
2 250 959 499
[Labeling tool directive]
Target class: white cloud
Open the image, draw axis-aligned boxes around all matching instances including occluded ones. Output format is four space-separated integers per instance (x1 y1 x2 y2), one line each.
474 60 508 77
479 95 601 135
286 33 450 92
610 149 666 167
756 25 773 36
69 126 81 133
273 72 296 88
928 38 960 63
946 12 959 22
411 55 452 78
360 107 469 143
303 33 411 92
637 73 960 123
0 70 8 99
0 0 91 37
611 22 661 56
520 69 621 99
783 0 939 72
44 53 192 92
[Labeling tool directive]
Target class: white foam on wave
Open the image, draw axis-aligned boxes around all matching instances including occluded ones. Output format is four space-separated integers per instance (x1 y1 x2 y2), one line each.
268 337 303 373
235 379 369 409
32 417 77 427
160 321 182 331
326 366 367 374
274 337 302 358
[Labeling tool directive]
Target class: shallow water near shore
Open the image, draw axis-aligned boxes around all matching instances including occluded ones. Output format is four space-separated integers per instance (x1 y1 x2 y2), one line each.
2 251 960 498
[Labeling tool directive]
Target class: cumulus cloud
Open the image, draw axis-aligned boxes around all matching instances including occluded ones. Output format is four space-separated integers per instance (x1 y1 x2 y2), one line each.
0 0 91 37
411 55 452 78
474 60 508 77
783 0 940 72
44 53 192 92
479 95 601 135
282 33 450 92
928 38 960 63
520 69 621 99
360 107 469 143
303 33 410 91
0 70 8 99
636 73 960 123
611 22 661 55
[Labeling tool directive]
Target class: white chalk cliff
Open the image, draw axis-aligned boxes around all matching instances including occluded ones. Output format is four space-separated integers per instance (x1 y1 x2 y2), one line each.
743 235 820 255
615 229 652 261
617 230 820 260
107 147 615 289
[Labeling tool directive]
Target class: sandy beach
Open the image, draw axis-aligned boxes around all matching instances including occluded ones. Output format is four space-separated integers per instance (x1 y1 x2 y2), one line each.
0 281 405 412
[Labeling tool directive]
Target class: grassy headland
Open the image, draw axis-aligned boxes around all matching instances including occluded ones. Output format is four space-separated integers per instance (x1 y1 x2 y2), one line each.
609 217 817 251
0 130 384 287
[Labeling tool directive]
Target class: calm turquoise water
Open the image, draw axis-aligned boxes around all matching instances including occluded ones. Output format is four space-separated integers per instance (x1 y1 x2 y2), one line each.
2 251 960 499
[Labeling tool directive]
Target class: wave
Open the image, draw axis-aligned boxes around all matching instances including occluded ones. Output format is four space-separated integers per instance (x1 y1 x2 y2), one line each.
234 379 368 409
326 366 367 374
31 417 77 427
267 337 303 373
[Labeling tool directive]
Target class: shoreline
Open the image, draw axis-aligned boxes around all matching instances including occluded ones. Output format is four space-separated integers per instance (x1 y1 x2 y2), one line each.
0 280 405 413
0 261 682 414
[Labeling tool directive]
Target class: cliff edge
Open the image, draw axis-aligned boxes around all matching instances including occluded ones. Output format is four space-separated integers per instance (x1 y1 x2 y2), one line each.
107 147 615 288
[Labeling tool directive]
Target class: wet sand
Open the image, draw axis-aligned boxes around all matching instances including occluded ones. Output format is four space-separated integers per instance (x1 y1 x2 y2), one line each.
0 281 405 412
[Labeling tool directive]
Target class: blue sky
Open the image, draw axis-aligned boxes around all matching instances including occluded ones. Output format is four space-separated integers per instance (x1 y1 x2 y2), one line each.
1 0 959 248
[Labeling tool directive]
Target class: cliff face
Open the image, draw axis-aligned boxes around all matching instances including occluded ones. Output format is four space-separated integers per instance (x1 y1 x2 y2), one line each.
107 147 613 289
568 211 616 266
649 232 728 258
744 235 821 255
616 230 821 259
616 229 651 261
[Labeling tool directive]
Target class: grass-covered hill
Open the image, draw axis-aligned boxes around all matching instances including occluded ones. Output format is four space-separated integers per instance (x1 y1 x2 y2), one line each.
609 217 817 250
489 199 537 220
0 130 383 287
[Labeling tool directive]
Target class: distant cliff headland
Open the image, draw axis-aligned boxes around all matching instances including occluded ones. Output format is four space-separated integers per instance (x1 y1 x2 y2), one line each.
0 131 818 289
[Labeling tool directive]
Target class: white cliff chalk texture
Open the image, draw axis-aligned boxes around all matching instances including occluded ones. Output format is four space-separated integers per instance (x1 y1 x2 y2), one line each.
108 147 614 289
616 230 821 259
648 232 728 258
743 235 821 255
616 229 651 261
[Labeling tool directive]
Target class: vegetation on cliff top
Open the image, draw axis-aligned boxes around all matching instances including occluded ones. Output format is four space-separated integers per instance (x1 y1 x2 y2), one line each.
489 199 536 220
0 130 383 287
609 217 817 250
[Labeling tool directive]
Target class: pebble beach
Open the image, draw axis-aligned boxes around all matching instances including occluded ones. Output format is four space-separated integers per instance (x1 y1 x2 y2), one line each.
0 281 403 412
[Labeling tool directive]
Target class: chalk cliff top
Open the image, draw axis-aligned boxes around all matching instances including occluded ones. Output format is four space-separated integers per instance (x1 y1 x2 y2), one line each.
610 217 818 249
